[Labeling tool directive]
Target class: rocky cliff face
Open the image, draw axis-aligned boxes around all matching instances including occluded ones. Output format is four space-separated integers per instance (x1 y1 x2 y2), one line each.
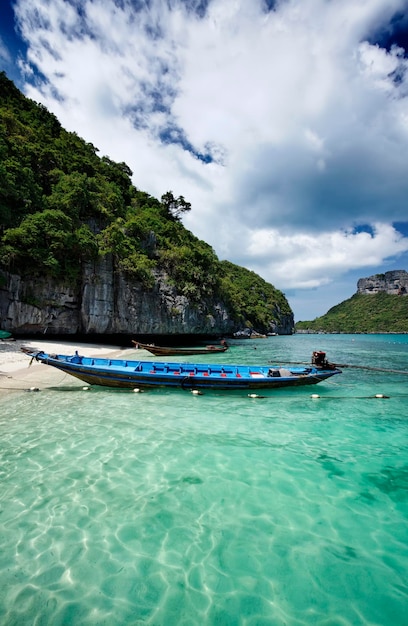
0 257 294 336
357 270 408 295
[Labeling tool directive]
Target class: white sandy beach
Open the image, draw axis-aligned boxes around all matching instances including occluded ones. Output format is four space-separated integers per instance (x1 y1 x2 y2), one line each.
0 339 136 392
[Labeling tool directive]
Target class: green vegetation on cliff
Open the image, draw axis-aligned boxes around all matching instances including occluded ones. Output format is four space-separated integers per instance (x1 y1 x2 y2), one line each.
219 261 290 331
0 72 292 332
295 292 408 333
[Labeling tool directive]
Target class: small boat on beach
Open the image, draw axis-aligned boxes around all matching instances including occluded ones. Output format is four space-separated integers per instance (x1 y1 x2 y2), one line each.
132 339 229 356
21 348 341 391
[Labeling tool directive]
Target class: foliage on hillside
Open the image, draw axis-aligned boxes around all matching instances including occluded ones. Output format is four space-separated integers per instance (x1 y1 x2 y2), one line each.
220 261 292 329
0 71 291 332
295 293 408 333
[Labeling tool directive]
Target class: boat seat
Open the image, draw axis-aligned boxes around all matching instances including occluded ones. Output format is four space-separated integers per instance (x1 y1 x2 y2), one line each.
279 368 293 377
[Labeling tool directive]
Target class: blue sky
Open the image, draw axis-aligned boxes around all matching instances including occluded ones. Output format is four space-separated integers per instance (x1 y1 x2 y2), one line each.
1 0 408 322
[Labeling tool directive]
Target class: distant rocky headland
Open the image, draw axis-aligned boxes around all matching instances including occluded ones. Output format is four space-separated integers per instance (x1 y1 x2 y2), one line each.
295 269 408 333
357 270 408 296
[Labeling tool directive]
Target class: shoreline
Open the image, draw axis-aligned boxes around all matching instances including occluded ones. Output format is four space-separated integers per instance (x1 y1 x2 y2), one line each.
0 339 135 393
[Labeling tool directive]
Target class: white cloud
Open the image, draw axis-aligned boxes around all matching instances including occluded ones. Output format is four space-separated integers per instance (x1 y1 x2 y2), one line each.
243 223 408 288
10 0 408 319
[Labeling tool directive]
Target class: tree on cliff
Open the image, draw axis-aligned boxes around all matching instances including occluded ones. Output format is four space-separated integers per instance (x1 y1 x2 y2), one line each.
161 191 191 220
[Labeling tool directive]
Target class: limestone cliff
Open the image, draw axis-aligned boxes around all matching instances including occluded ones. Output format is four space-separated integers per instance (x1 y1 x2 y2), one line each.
357 270 408 296
0 258 294 336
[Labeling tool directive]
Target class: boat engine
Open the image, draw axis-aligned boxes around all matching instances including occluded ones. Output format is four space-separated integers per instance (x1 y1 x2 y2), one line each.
312 351 331 368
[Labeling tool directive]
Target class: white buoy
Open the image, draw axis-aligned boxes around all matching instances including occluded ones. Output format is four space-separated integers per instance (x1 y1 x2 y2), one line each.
82 386 90 391
191 389 203 395
133 388 144 393
311 394 320 399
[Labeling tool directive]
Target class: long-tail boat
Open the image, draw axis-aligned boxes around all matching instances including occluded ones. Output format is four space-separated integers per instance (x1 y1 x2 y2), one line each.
21 348 341 391
132 339 229 356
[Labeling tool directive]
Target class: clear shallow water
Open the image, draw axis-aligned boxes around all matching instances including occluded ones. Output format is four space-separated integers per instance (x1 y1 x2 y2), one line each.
1 334 408 625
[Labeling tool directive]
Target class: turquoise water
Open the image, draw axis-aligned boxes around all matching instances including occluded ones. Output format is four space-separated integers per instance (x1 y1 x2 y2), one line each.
1 334 408 625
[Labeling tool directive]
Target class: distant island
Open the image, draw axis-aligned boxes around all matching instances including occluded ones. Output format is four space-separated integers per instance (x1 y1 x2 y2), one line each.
295 270 408 333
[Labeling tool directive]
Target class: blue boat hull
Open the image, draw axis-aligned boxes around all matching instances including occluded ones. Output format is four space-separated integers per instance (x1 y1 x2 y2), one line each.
22 349 342 390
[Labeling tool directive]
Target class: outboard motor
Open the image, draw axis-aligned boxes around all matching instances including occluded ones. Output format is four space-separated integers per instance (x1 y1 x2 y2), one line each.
312 351 329 368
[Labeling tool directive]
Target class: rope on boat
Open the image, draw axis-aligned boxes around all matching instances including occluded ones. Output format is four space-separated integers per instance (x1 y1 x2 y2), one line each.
268 360 408 375
333 363 408 375
181 376 194 391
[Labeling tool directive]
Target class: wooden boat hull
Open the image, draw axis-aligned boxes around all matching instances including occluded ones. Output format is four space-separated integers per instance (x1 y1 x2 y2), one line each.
21 349 341 390
132 340 228 356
